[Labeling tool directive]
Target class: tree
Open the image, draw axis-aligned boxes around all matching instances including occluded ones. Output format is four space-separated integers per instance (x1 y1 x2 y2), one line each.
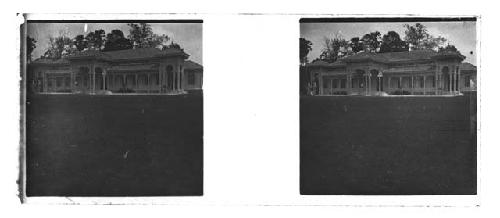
319 35 349 63
42 35 75 59
26 36 36 62
361 31 381 52
103 30 133 51
349 37 364 54
164 41 182 50
85 29 106 50
404 23 447 50
438 44 460 53
379 31 408 53
299 38 313 65
127 23 170 49
73 34 87 51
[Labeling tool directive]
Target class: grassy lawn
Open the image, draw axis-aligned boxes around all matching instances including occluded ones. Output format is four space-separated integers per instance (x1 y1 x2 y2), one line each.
300 95 477 195
25 93 203 196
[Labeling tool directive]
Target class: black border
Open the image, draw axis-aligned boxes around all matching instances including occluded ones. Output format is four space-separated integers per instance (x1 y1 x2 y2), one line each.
300 17 477 23
27 20 203 23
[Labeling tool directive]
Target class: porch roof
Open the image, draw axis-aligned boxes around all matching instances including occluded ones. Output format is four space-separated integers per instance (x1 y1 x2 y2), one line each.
67 47 189 61
184 60 203 70
107 64 157 72
382 65 435 74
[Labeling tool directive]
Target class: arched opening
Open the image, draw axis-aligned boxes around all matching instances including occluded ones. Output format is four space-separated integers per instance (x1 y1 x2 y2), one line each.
114 74 124 89
442 66 450 92
370 69 381 92
95 67 104 90
352 69 365 93
166 65 174 91
76 67 90 92
125 74 136 90
138 74 148 89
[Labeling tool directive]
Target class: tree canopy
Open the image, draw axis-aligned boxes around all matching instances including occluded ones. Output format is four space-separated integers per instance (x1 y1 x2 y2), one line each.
42 35 75 59
38 23 178 60
361 31 381 53
27 36 36 62
300 38 313 65
380 31 408 53
103 30 133 51
403 23 447 50
314 23 457 63
127 23 170 49
319 35 349 63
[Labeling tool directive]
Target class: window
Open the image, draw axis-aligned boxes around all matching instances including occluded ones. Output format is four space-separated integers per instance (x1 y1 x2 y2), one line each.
332 79 338 89
154 73 159 85
322 78 329 89
188 72 195 85
340 79 346 88
48 79 53 87
427 76 435 88
56 77 62 87
64 77 70 87
465 75 471 87
417 76 424 88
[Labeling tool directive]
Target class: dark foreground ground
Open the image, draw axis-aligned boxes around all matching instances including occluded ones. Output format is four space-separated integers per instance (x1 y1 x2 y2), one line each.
300 94 476 195
25 93 203 196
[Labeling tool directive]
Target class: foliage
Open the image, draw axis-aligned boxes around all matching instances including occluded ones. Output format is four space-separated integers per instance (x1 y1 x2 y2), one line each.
300 65 312 95
42 35 75 59
103 30 133 51
312 23 460 62
300 38 313 65
361 31 381 52
73 35 87 51
380 31 408 53
127 23 170 49
85 29 106 50
319 35 349 63
39 23 177 60
27 36 37 61
163 41 183 50
349 37 364 54
403 23 447 50
438 44 459 53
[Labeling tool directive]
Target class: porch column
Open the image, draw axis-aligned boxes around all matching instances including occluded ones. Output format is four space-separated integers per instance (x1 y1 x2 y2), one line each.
318 73 323 95
448 68 452 92
102 69 107 91
111 74 114 90
411 76 414 95
135 74 138 90
91 65 96 94
423 75 426 95
435 64 439 95
368 73 372 95
159 70 162 93
178 70 181 91
70 70 75 92
457 66 461 93
148 73 151 93
347 74 351 94
43 72 47 92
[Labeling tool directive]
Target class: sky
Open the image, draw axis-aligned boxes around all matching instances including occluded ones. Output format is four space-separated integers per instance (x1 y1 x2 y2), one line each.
27 23 203 64
300 21 477 65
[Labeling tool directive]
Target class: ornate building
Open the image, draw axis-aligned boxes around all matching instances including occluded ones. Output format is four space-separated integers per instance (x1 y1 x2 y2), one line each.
305 50 477 96
27 47 203 94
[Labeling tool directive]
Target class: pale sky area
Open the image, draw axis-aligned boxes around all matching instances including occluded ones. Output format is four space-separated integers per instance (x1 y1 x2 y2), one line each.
300 21 477 65
27 23 203 64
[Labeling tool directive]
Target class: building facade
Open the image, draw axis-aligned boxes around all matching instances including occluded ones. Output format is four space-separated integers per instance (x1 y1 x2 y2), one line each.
306 50 477 96
27 47 203 94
